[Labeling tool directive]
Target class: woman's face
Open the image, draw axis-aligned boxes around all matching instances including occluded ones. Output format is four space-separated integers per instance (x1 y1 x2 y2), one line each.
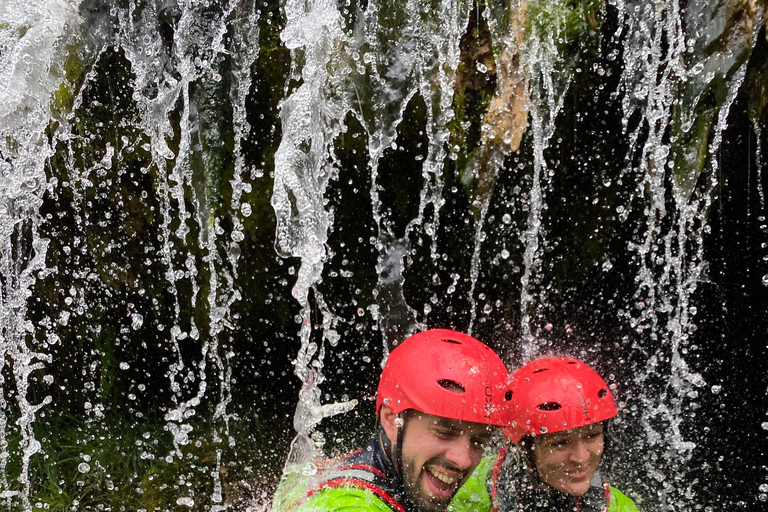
532 422 604 496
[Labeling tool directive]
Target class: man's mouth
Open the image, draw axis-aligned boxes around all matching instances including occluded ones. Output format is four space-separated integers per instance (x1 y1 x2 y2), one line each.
426 466 459 485
423 464 466 501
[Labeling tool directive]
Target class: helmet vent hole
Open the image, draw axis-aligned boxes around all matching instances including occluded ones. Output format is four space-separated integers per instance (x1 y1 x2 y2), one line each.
440 339 462 345
537 402 562 411
598 388 607 398
437 379 465 394
532 368 549 374
505 390 513 401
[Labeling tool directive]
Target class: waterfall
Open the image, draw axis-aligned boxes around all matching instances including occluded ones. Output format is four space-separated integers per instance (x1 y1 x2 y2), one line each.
0 0 765 511
0 1 80 509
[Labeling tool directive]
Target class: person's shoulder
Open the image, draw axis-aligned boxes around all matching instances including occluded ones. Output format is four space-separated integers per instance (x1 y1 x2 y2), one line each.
608 486 640 512
293 484 395 512
448 455 496 512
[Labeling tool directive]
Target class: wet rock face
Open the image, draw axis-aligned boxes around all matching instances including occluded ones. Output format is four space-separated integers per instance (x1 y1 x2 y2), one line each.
0 1 766 511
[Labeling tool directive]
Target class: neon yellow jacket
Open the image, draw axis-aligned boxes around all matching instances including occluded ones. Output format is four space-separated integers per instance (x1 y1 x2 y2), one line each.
274 438 409 512
289 485 404 512
449 456 639 512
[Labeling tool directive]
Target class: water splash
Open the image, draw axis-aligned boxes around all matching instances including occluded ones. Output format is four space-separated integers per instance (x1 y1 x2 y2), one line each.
612 0 761 507
0 1 81 509
360 0 472 350
516 3 573 357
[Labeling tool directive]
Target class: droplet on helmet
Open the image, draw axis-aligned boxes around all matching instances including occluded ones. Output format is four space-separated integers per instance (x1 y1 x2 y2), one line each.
383 397 391 406
539 426 548 434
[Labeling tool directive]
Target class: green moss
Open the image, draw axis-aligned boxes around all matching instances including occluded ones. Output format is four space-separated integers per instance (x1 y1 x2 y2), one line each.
1 410 270 512
525 0 603 45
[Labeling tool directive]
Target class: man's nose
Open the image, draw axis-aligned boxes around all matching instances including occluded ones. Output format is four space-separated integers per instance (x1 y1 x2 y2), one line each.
445 438 474 470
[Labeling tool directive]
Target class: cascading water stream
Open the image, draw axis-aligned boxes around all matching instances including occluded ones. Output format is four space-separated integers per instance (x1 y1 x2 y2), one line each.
611 0 764 506
516 30 572 357
117 6 246 508
1 0 265 509
0 1 765 511
272 0 477 501
0 1 81 509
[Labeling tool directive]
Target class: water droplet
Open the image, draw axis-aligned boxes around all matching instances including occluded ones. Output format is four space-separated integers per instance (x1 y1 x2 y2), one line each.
539 426 548 434
476 62 487 73
710 385 721 394
131 313 143 330
501 249 510 259
240 203 252 217
119 362 130 370
394 417 404 427
77 463 90 474
176 497 195 507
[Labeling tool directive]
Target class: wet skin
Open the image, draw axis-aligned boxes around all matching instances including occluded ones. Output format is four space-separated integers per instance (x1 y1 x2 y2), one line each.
532 423 605 496
380 407 493 512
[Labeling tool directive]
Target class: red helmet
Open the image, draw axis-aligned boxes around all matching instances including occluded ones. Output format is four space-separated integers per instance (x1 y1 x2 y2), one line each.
376 329 512 426
506 357 618 442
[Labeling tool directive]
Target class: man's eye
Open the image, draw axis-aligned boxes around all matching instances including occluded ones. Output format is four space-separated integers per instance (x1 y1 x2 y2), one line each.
434 429 454 439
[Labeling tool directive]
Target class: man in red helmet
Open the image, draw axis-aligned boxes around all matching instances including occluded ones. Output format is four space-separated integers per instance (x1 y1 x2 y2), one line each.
281 328 512 512
450 357 639 512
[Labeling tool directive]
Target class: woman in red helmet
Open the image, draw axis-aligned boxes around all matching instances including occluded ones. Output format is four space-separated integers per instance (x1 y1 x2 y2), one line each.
451 357 639 512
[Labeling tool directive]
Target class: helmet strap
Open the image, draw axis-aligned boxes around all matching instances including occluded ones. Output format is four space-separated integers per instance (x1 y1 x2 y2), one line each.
379 415 406 476
380 427 394 460
394 413 406 475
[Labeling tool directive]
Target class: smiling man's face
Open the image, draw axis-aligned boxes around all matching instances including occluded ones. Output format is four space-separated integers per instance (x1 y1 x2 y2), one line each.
390 411 493 512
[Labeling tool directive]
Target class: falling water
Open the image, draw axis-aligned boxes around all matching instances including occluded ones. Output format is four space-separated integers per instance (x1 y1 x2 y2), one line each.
0 0 766 511
273 0 476 502
516 16 573 357
2 0 264 509
610 0 763 506
0 1 80 509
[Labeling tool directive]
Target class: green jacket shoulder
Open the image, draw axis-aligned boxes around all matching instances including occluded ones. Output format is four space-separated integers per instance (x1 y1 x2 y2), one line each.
448 456 493 512
449 456 640 512
291 485 397 512
608 487 639 512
